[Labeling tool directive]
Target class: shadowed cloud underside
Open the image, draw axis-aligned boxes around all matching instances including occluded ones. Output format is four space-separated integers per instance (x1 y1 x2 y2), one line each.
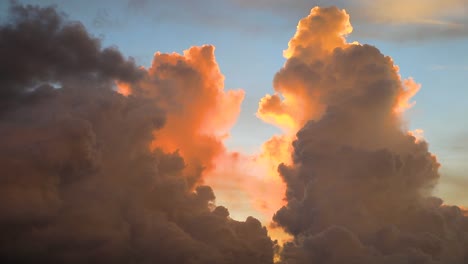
0 2 467 264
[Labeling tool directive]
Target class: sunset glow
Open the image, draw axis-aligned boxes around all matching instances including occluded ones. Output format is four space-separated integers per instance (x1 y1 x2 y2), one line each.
1 1 467 263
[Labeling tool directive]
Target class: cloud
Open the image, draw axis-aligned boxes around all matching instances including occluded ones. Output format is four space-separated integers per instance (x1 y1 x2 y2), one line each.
35 0 466 41
2 2 468 263
231 0 468 41
120 44 244 186
117 30 289 241
27 0 467 41
263 6 468 263
0 3 144 113
0 3 274 263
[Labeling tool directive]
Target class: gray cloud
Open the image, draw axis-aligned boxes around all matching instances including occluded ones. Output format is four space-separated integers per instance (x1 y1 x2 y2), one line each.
0 3 274 263
267 7 468 263
0 3 144 114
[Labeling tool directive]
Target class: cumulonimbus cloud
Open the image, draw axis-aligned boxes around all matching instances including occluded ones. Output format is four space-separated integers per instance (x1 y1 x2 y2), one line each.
0 3 273 263
1 2 467 264
118 44 245 186
264 6 468 263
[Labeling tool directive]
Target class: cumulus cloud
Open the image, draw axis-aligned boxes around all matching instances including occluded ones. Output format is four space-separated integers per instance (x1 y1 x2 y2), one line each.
263 6 468 263
118 46 247 205
0 3 143 114
118 44 292 245
0 3 273 263
2 1 468 263
134 45 243 172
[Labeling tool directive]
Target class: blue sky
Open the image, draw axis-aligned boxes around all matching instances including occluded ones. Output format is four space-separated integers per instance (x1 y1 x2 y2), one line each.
1 0 467 205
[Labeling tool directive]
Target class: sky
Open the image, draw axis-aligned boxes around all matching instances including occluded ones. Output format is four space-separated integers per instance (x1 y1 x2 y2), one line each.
1 1 468 263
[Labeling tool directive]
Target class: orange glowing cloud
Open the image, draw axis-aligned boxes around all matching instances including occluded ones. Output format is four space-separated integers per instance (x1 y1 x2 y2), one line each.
258 6 424 138
118 45 244 184
254 7 431 246
203 143 292 244
394 77 421 113
117 6 427 248
117 45 291 233
283 6 353 59
257 7 355 134
460 206 468 217
115 44 292 244
204 152 285 220
408 128 425 143
251 7 362 240
116 81 132 96
253 9 358 226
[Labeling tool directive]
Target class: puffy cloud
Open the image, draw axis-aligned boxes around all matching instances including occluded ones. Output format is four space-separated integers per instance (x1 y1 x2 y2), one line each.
0 3 144 114
0 3 273 263
115 30 291 240
257 7 353 133
266 6 468 263
2 2 468 263
119 44 244 186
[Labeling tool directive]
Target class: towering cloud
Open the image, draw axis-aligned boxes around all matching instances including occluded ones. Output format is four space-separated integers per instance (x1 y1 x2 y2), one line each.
266 7 468 264
0 3 273 263
118 45 244 186
2 2 467 263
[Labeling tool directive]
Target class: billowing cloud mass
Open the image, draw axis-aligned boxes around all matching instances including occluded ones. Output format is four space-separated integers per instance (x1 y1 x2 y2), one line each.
119 44 244 186
2 1 468 264
116 36 290 236
115 36 266 229
264 6 468 263
0 3 273 263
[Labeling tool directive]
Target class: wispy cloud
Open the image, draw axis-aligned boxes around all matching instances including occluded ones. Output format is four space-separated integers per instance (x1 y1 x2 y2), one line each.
429 64 449 71
229 0 468 41
428 64 468 71
18 0 466 41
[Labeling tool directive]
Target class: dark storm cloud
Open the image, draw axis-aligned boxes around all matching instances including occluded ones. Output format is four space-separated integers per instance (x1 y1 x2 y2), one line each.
0 3 144 113
269 7 468 264
0 3 273 264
